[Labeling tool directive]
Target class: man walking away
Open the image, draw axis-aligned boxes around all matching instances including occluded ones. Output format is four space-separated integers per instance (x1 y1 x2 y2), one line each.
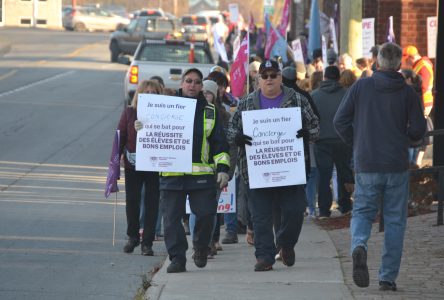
311 66 354 218
334 43 426 291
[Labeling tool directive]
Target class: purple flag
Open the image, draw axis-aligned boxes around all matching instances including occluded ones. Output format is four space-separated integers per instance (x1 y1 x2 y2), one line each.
105 130 120 199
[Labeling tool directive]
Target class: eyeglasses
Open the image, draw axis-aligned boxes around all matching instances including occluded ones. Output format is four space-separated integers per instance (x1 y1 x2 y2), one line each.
260 73 279 80
184 78 202 85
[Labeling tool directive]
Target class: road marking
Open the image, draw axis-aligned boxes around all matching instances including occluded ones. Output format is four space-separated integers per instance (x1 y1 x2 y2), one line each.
0 160 108 170
0 198 125 206
64 43 101 58
0 69 17 81
0 70 75 98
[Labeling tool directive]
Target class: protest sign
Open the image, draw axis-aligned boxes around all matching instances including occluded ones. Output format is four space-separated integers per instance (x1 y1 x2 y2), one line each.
228 3 239 24
242 107 306 189
427 16 437 58
136 94 196 172
291 39 305 63
362 18 375 58
186 178 236 214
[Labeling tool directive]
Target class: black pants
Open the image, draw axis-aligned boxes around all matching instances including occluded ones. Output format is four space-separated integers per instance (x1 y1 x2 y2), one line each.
314 140 354 216
161 188 217 264
124 168 159 246
248 185 307 264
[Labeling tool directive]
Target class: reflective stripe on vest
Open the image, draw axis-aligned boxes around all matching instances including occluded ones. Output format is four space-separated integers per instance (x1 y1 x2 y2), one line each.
161 164 214 176
413 59 434 106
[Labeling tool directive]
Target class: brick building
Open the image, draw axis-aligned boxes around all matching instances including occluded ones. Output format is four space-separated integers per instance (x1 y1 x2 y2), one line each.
363 0 437 59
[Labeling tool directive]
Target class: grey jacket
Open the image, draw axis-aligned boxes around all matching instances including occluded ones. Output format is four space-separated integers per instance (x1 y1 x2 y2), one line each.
311 80 347 141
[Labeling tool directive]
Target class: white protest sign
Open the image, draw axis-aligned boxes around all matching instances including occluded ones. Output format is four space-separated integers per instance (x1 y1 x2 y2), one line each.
229 3 239 24
136 94 196 172
291 39 305 63
321 35 328 67
242 107 306 189
362 18 375 58
427 16 437 58
186 178 236 214
329 18 338 55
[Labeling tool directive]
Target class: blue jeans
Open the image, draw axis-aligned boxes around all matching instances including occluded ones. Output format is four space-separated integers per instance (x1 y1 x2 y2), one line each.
224 213 238 235
351 171 409 282
305 167 318 214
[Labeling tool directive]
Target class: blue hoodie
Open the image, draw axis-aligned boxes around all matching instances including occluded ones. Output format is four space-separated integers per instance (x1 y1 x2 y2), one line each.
333 70 426 173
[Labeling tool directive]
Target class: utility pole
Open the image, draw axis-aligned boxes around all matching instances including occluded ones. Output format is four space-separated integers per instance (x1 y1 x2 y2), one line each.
290 0 306 41
340 0 362 58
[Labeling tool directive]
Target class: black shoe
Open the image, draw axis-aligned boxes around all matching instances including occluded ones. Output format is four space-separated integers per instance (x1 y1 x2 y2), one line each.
141 244 154 256
166 261 186 273
221 233 238 244
193 248 208 268
379 281 397 291
123 238 140 253
280 248 295 267
254 260 273 271
352 246 369 287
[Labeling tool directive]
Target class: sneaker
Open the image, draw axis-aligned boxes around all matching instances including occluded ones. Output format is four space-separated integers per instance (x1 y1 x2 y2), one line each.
318 214 330 220
193 248 208 268
221 232 238 244
379 281 397 291
352 246 369 288
254 260 273 272
141 244 154 256
123 238 140 253
166 261 186 273
214 241 223 251
280 248 295 267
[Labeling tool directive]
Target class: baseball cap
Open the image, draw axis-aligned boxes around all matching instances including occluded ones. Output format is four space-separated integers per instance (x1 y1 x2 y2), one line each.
259 60 280 74
403 45 418 57
182 68 203 80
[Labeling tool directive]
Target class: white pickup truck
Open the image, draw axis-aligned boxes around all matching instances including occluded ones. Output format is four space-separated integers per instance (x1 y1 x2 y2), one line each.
124 39 215 105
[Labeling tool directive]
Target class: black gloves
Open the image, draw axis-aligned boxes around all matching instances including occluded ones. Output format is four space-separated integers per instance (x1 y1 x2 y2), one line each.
296 128 309 139
234 133 252 146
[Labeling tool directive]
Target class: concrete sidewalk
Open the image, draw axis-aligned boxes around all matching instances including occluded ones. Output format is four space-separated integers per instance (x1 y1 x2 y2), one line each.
144 219 353 300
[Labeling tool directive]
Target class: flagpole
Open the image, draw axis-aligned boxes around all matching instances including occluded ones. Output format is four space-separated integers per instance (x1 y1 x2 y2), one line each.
113 192 117 246
246 26 250 95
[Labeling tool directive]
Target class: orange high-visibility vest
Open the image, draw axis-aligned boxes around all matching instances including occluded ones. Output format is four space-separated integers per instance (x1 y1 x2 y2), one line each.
413 57 434 109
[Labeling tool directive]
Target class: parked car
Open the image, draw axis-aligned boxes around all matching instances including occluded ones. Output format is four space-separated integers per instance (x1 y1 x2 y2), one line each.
109 16 183 62
124 39 214 104
196 10 222 25
181 15 213 45
129 8 165 19
62 6 130 32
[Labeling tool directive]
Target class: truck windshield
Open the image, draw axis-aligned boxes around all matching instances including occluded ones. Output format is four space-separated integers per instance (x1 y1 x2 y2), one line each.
137 44 213 64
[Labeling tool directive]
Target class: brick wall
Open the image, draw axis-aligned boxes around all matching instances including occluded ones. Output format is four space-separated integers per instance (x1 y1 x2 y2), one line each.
363 0 437 57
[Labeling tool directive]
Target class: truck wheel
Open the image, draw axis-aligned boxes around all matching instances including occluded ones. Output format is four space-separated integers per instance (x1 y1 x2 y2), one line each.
74 22 86 31
110 41 120 63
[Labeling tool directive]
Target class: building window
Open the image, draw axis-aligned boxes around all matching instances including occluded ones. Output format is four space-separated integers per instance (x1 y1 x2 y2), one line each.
20 18 32 25
37 19 47 25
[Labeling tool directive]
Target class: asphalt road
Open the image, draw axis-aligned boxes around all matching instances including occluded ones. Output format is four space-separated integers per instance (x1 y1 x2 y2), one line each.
0 28 166 300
